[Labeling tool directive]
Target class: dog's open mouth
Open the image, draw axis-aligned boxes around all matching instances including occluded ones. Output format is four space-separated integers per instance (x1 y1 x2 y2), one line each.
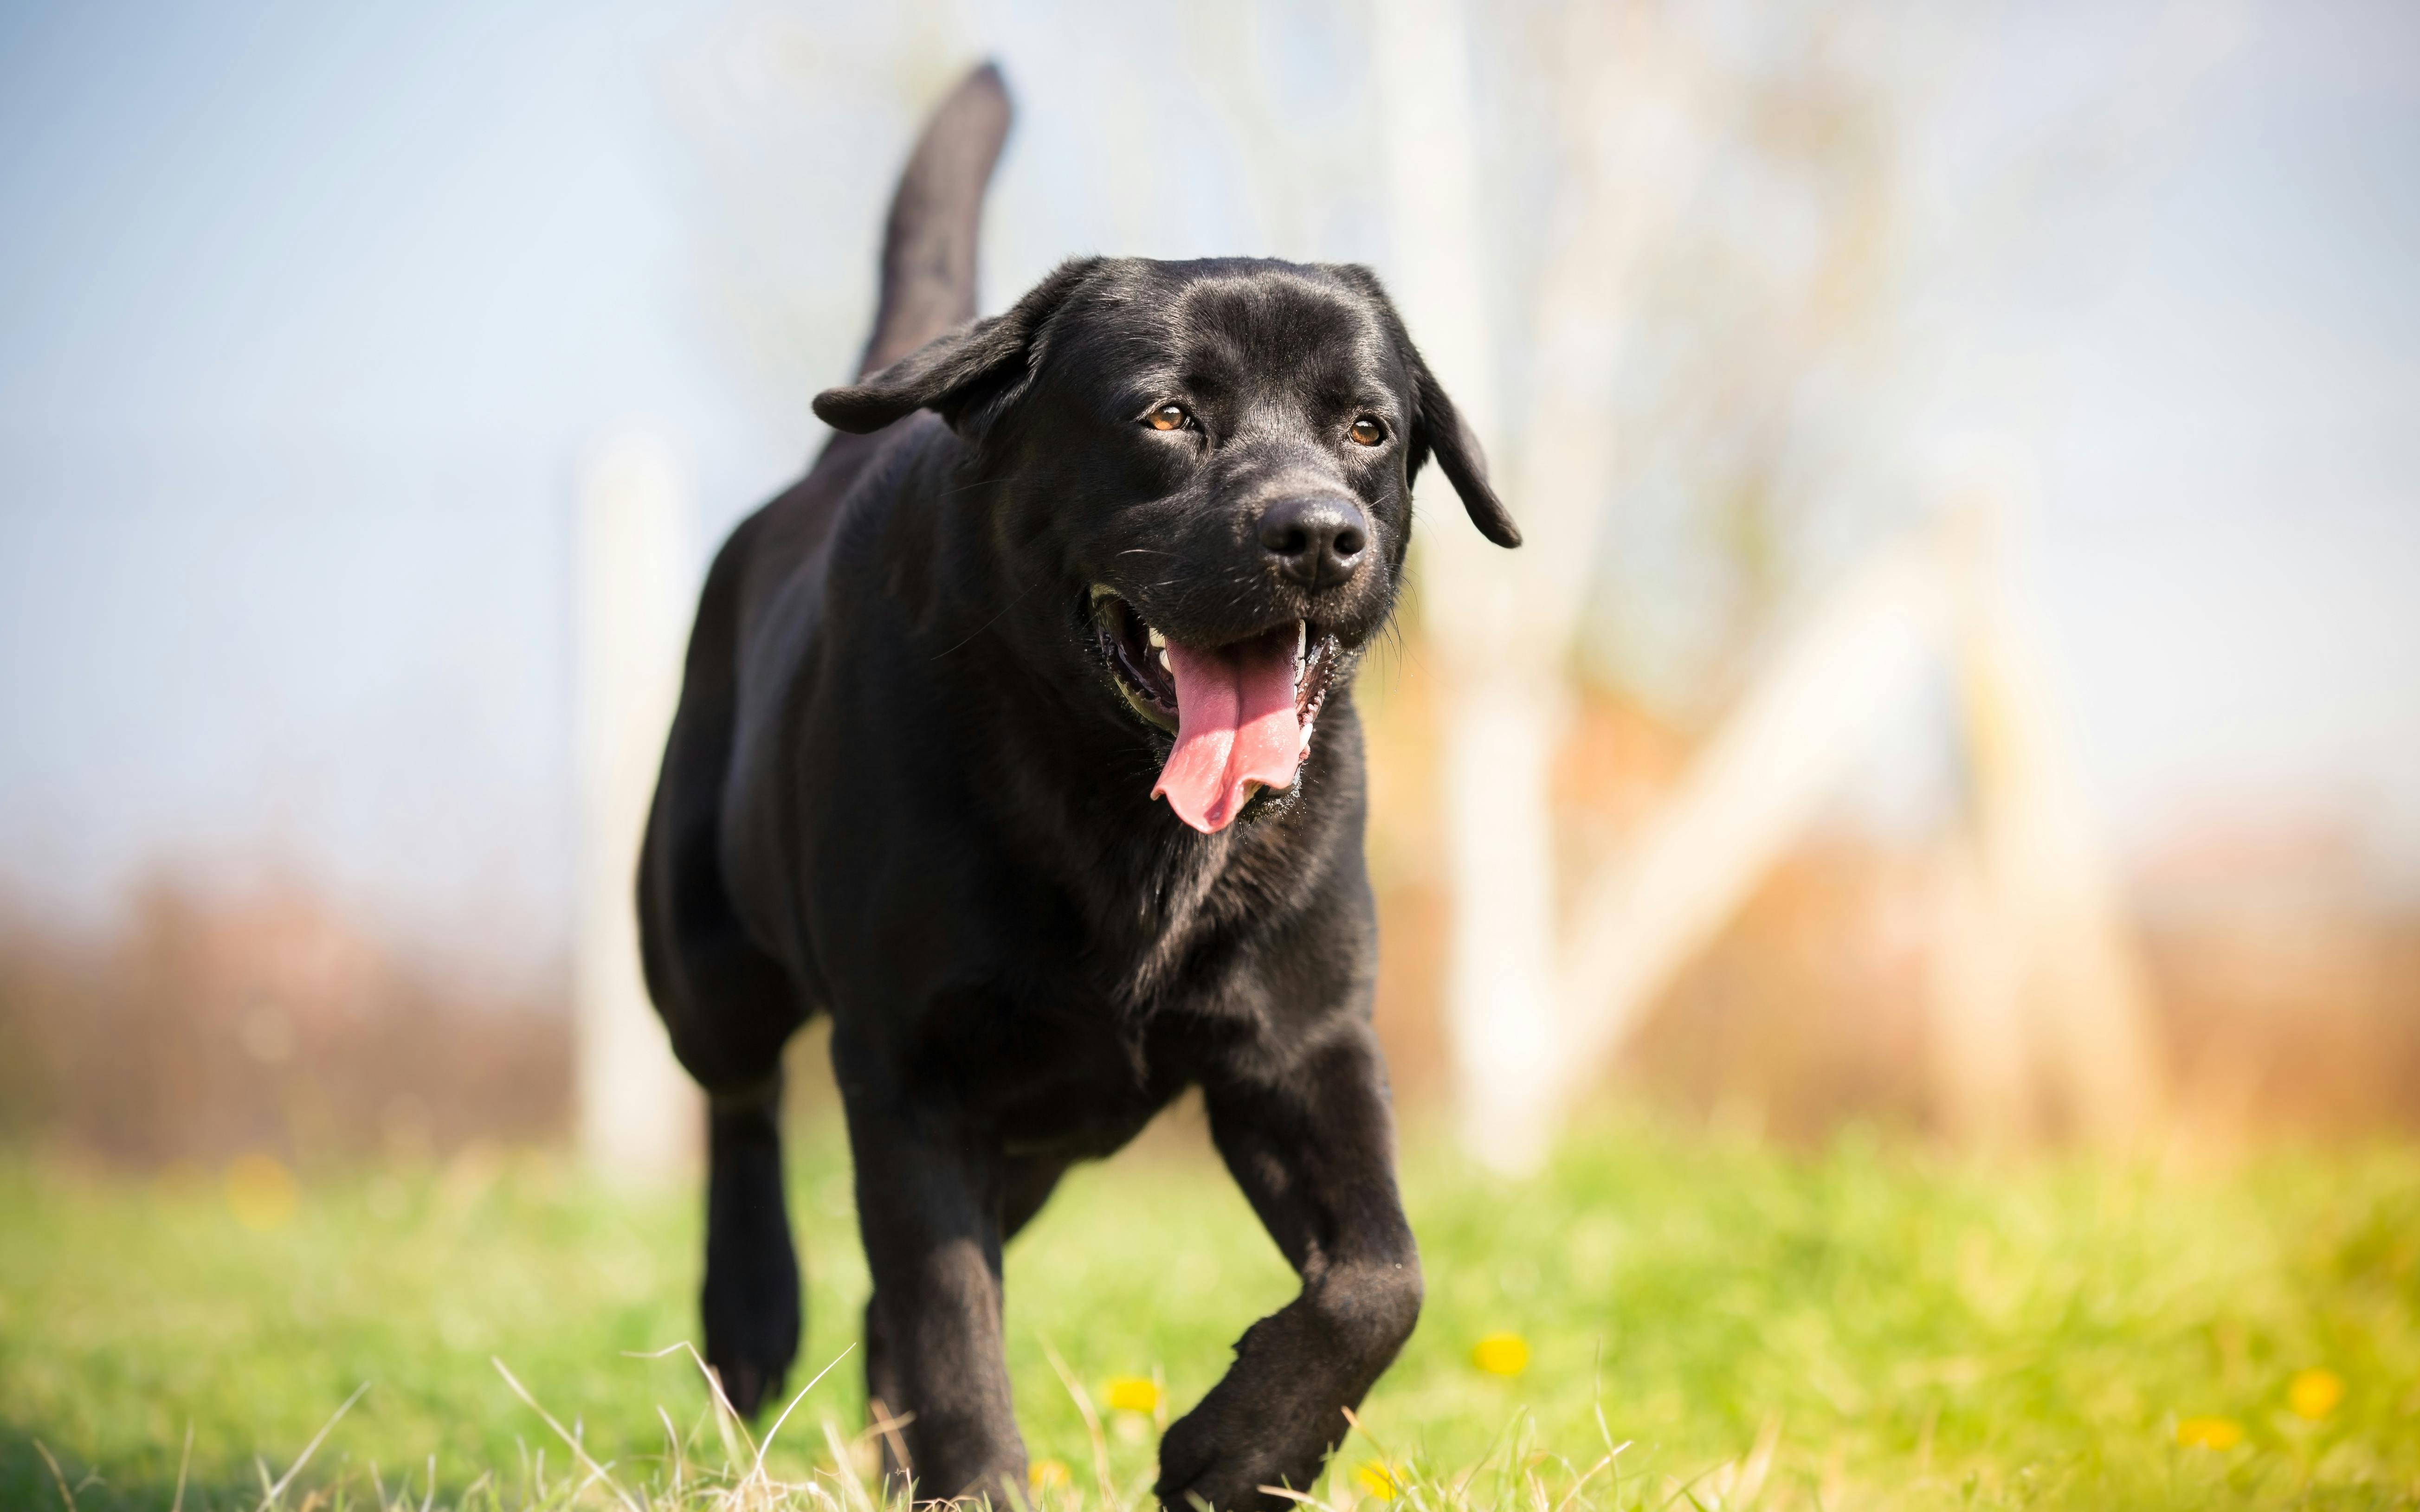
1089 586 1340 834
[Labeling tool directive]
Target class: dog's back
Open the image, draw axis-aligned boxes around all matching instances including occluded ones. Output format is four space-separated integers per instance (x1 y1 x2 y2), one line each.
632 64 1010 1413
639 64 1008 1073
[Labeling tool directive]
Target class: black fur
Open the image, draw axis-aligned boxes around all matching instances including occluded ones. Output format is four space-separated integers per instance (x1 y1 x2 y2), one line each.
637 63 1517 1509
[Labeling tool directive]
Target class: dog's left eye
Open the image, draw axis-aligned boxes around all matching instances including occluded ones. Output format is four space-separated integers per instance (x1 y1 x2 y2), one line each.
1349 417 1385 446
1147 404 1190 432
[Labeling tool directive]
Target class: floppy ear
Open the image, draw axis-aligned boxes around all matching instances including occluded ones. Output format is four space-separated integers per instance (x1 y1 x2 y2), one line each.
813 257 1099 437
1333 263 1521 548
1408 360 1522 548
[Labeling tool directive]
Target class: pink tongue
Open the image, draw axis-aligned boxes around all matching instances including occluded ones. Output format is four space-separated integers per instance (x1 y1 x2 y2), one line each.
1151 625 1303 833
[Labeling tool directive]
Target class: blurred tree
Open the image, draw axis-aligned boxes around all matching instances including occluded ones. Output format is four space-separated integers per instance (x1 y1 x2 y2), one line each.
1381 0 2233 1163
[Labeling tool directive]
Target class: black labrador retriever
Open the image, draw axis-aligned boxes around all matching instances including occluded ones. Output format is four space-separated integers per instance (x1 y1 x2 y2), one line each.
638 64 1518 1510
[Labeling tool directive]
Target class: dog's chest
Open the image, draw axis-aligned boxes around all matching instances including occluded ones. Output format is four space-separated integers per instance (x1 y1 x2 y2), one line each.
949 997 1190 1159
1062 819 1298 1008
912 881 1267 1159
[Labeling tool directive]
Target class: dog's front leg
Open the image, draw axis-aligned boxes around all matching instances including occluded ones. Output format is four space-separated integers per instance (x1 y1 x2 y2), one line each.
1158 1027 1422 1512
839 1052 1026 1505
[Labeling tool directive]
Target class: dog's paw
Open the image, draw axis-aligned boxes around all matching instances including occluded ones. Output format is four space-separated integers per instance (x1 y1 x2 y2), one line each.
709 1348 786 1421
701 1239 801 1418
1155 1394 1331 1512
703 1295 798 1416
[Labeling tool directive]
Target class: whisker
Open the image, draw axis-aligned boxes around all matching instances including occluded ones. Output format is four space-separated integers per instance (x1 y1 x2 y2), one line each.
929 574 1056 659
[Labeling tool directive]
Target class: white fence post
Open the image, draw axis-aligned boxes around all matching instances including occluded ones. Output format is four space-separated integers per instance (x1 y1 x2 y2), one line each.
574 425 702 1180
1374 0 1572 1175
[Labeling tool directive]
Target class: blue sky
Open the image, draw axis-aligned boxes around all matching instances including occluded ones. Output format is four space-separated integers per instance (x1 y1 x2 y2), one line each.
1 0 2414 972
2016 0 2420 883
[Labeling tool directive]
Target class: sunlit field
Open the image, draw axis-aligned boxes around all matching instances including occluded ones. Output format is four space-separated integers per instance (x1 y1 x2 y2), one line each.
5 1119 2417 1511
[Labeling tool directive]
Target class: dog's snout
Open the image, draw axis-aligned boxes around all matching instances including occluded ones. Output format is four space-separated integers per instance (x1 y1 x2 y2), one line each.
1257 495 1368 590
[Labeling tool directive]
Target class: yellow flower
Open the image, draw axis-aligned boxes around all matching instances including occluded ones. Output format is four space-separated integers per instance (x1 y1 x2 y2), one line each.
1354 1461 1401 1501
1028 1459 1071 1492
2175 1416 2243 1451
2287 1368 2343 1421
225 1153 299 1231
1470 1332 1529 1377
1104 1376 1160 1415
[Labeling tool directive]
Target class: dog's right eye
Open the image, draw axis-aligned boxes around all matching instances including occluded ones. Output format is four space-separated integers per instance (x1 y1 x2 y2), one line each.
1146 404 1190 432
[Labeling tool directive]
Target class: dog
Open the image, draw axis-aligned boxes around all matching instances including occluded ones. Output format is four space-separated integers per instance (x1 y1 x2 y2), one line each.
637 63 1518 1510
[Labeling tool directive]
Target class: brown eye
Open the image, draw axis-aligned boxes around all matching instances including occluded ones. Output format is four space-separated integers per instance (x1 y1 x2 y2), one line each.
1148 403 1189 431
1349 416 1384 446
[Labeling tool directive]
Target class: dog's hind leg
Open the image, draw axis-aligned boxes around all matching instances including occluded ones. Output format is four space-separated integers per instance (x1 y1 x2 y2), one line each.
639 509 815 1417
703 1073 801 1418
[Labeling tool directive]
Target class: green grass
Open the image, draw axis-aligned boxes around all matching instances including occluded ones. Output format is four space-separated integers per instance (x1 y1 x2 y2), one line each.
4 1119 2418 1510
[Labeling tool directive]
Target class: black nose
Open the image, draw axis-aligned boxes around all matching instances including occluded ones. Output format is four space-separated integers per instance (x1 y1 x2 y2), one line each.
1257 495 1369 589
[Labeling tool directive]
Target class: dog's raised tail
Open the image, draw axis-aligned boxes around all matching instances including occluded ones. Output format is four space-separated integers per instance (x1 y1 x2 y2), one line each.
857 63 1012 379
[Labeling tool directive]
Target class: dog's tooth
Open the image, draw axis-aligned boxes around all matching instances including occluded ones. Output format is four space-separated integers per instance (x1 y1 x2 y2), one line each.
1296 620 1308 663
1156 648 1171 674
1147 626 1166 650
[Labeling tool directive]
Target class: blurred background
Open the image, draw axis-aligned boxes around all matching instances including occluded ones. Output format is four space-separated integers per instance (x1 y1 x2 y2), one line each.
3 0 2416 1172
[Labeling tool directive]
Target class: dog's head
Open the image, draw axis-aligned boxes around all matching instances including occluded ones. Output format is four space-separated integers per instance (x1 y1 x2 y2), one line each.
814 257 1517 833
